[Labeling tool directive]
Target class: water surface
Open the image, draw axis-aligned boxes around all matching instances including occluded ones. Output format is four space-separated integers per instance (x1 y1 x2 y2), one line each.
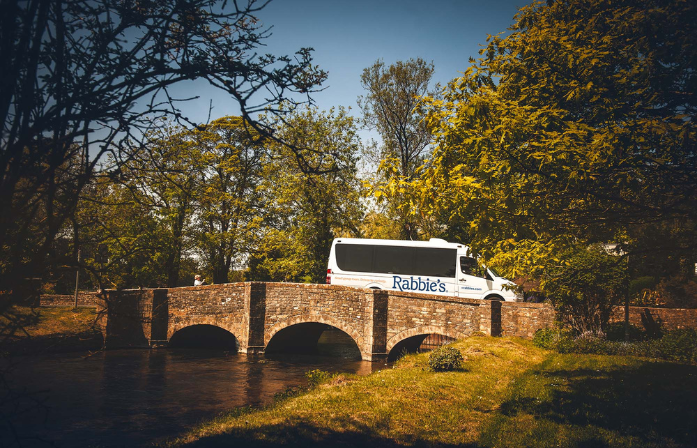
1 347 380 447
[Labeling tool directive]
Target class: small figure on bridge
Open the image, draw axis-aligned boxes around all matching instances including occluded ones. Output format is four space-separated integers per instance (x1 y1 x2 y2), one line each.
194 275 205 286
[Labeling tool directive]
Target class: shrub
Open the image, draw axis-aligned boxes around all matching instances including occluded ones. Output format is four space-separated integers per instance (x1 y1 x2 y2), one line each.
629 276 657 299
427 345 464 372
532 327 574 351
604 322 646 342
655 277 697 309
651 329 697 363
273 386 303 402
570 331 609 354
305 369 332 388
537 326 697 364
543 245 627 334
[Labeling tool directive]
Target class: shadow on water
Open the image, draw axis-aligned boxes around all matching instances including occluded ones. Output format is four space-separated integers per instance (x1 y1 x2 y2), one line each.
0 337 378 448
1 327 453 447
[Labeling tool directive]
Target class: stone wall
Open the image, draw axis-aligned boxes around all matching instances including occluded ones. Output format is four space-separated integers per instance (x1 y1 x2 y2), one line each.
165 282 248 345
610 306 697 331
501 302 557 338
99 289 157 348
41 293 100 307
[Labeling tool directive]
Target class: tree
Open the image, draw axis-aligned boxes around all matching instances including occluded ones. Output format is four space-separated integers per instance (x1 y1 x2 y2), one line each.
543 245 628 333
358 58 436 240
0 0 327 295
192 117 267 284
411 0 696 323
72 175 165 290
248 106 363 283
120 123 202 287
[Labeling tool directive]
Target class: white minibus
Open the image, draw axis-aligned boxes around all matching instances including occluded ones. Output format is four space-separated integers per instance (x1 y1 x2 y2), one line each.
326 238 521 302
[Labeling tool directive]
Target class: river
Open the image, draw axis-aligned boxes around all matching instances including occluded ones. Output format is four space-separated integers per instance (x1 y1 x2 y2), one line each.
1 332 383 447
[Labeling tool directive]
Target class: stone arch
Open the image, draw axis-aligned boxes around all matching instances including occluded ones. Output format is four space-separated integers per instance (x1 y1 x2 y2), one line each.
265 315 365 358
386 326 467 354
167 318 242 342
168 323 239 350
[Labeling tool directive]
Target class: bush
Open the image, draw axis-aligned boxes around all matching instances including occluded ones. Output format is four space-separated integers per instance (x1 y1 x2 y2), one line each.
604 322 646 342
532 327 574 351
305 369 332 388
544 245 627 334
651 329 697 363
536 326 697 364
570 331 609 354
629 276 657 298
655 277 697 309
427 345 464 372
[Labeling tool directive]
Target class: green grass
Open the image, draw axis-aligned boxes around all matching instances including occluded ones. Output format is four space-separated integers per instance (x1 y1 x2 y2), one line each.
163 336 697 447
0 306 103 355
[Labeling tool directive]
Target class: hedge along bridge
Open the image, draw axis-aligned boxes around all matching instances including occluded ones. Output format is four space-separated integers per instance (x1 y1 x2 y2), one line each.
99 282 555 361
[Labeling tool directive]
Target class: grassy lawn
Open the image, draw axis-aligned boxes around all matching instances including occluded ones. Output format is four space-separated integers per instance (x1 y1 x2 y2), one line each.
0 306 103 355
166 336 697 448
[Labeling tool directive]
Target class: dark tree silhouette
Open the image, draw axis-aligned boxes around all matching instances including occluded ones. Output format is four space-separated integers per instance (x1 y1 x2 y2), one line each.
0 0 327 296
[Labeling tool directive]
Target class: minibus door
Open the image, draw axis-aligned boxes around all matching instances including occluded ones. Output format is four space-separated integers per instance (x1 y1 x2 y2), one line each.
457 256 492 299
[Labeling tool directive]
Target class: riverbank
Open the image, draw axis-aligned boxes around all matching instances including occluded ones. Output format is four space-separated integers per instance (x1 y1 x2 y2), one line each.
166 336 697 448
0 306 103 356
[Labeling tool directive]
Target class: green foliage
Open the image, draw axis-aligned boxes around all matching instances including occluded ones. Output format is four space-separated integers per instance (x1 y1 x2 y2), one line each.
403 0 696 324
629 276 657 300
46 107 364 290
1 0 327 298
359 58 437 240
604 322 646 342
651 329 697 364
543 245 628 333
535 327 697 364
305 369 333 388
272 386 305 403
655 277 697 309
247 106 363 284
191 117 268 284
532 327 578 354
73 176 167 290
121 123 203 287
533 328 572 350
427 345 464 372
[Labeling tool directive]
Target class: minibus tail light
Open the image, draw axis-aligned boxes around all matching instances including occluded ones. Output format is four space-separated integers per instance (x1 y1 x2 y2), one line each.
326 269 332 284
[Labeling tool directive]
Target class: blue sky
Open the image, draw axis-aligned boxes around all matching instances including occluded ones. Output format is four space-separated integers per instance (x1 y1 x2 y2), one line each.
180 0 528 131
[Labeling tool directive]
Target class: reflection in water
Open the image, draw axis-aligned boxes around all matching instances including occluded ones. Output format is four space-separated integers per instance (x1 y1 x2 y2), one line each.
1 344 380 447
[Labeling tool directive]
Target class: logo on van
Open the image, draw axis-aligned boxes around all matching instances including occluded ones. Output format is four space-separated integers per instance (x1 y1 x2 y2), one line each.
392 276 446 293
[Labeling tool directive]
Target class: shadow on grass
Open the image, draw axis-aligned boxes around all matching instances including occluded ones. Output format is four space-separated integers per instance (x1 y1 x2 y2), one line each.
492 359 697 447
177 415 481 448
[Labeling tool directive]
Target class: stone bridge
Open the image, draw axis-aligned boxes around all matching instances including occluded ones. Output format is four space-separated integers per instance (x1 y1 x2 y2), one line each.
99 282 555 361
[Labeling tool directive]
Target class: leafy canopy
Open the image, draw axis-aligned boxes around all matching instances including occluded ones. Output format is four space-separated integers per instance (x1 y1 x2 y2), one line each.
413 0 696 285
0 0 327 293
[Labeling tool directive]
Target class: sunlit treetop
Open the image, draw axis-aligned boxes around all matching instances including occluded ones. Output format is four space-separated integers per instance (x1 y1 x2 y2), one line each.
413 0 696 279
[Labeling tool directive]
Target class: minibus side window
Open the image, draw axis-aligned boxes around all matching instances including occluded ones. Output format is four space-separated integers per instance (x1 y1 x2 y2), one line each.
415 248 456 277
336 243 456 277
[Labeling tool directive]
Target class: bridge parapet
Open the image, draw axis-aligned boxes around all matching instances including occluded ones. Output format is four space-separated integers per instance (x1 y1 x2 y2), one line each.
99 283 557 360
